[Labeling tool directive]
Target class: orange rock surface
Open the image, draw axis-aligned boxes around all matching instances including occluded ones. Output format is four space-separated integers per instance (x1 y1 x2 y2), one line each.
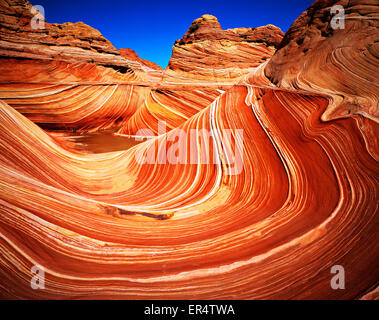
0 0 377 300
119 48 162 70
265 0 378 124
167 14 284 81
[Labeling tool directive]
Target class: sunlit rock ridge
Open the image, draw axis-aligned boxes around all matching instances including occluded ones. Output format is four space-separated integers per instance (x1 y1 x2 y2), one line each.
167 14 284 80
0 0 377 299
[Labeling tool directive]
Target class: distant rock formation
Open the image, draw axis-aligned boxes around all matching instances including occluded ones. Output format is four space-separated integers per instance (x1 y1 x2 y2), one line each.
177 14 283 47
167 14 284 79
0 0 159 79
0 2 283 134
119 48 162 70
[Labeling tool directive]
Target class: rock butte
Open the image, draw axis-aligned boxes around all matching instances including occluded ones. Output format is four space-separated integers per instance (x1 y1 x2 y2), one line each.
0 0 378 299
168 14 284 79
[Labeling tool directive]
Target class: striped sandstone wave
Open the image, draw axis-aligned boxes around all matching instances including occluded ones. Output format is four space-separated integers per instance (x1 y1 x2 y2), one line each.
0 0 377 299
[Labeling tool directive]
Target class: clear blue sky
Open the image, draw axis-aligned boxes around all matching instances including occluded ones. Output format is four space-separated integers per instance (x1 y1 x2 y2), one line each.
30 0 314 68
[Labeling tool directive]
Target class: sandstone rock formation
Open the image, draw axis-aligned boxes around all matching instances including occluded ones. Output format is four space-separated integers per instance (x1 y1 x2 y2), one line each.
264 0 378 161
0 0 377 300
0 0 143 73
0 2 280 135
119 48 162 70
167 14 284 80
265 0 378 123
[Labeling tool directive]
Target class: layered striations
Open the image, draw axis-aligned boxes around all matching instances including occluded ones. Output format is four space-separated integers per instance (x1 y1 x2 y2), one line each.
0 0 144 73
0 0 378 300
0 2 280 135
264 0 379 161
119 48 162 70
167 14 284 80
265 0 378 123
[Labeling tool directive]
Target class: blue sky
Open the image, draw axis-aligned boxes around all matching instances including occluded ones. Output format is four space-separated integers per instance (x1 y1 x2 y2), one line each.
30 0 314 68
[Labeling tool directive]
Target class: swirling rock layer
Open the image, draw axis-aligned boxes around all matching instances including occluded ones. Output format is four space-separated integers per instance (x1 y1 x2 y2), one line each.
0 0 378 300
265 0 379 124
